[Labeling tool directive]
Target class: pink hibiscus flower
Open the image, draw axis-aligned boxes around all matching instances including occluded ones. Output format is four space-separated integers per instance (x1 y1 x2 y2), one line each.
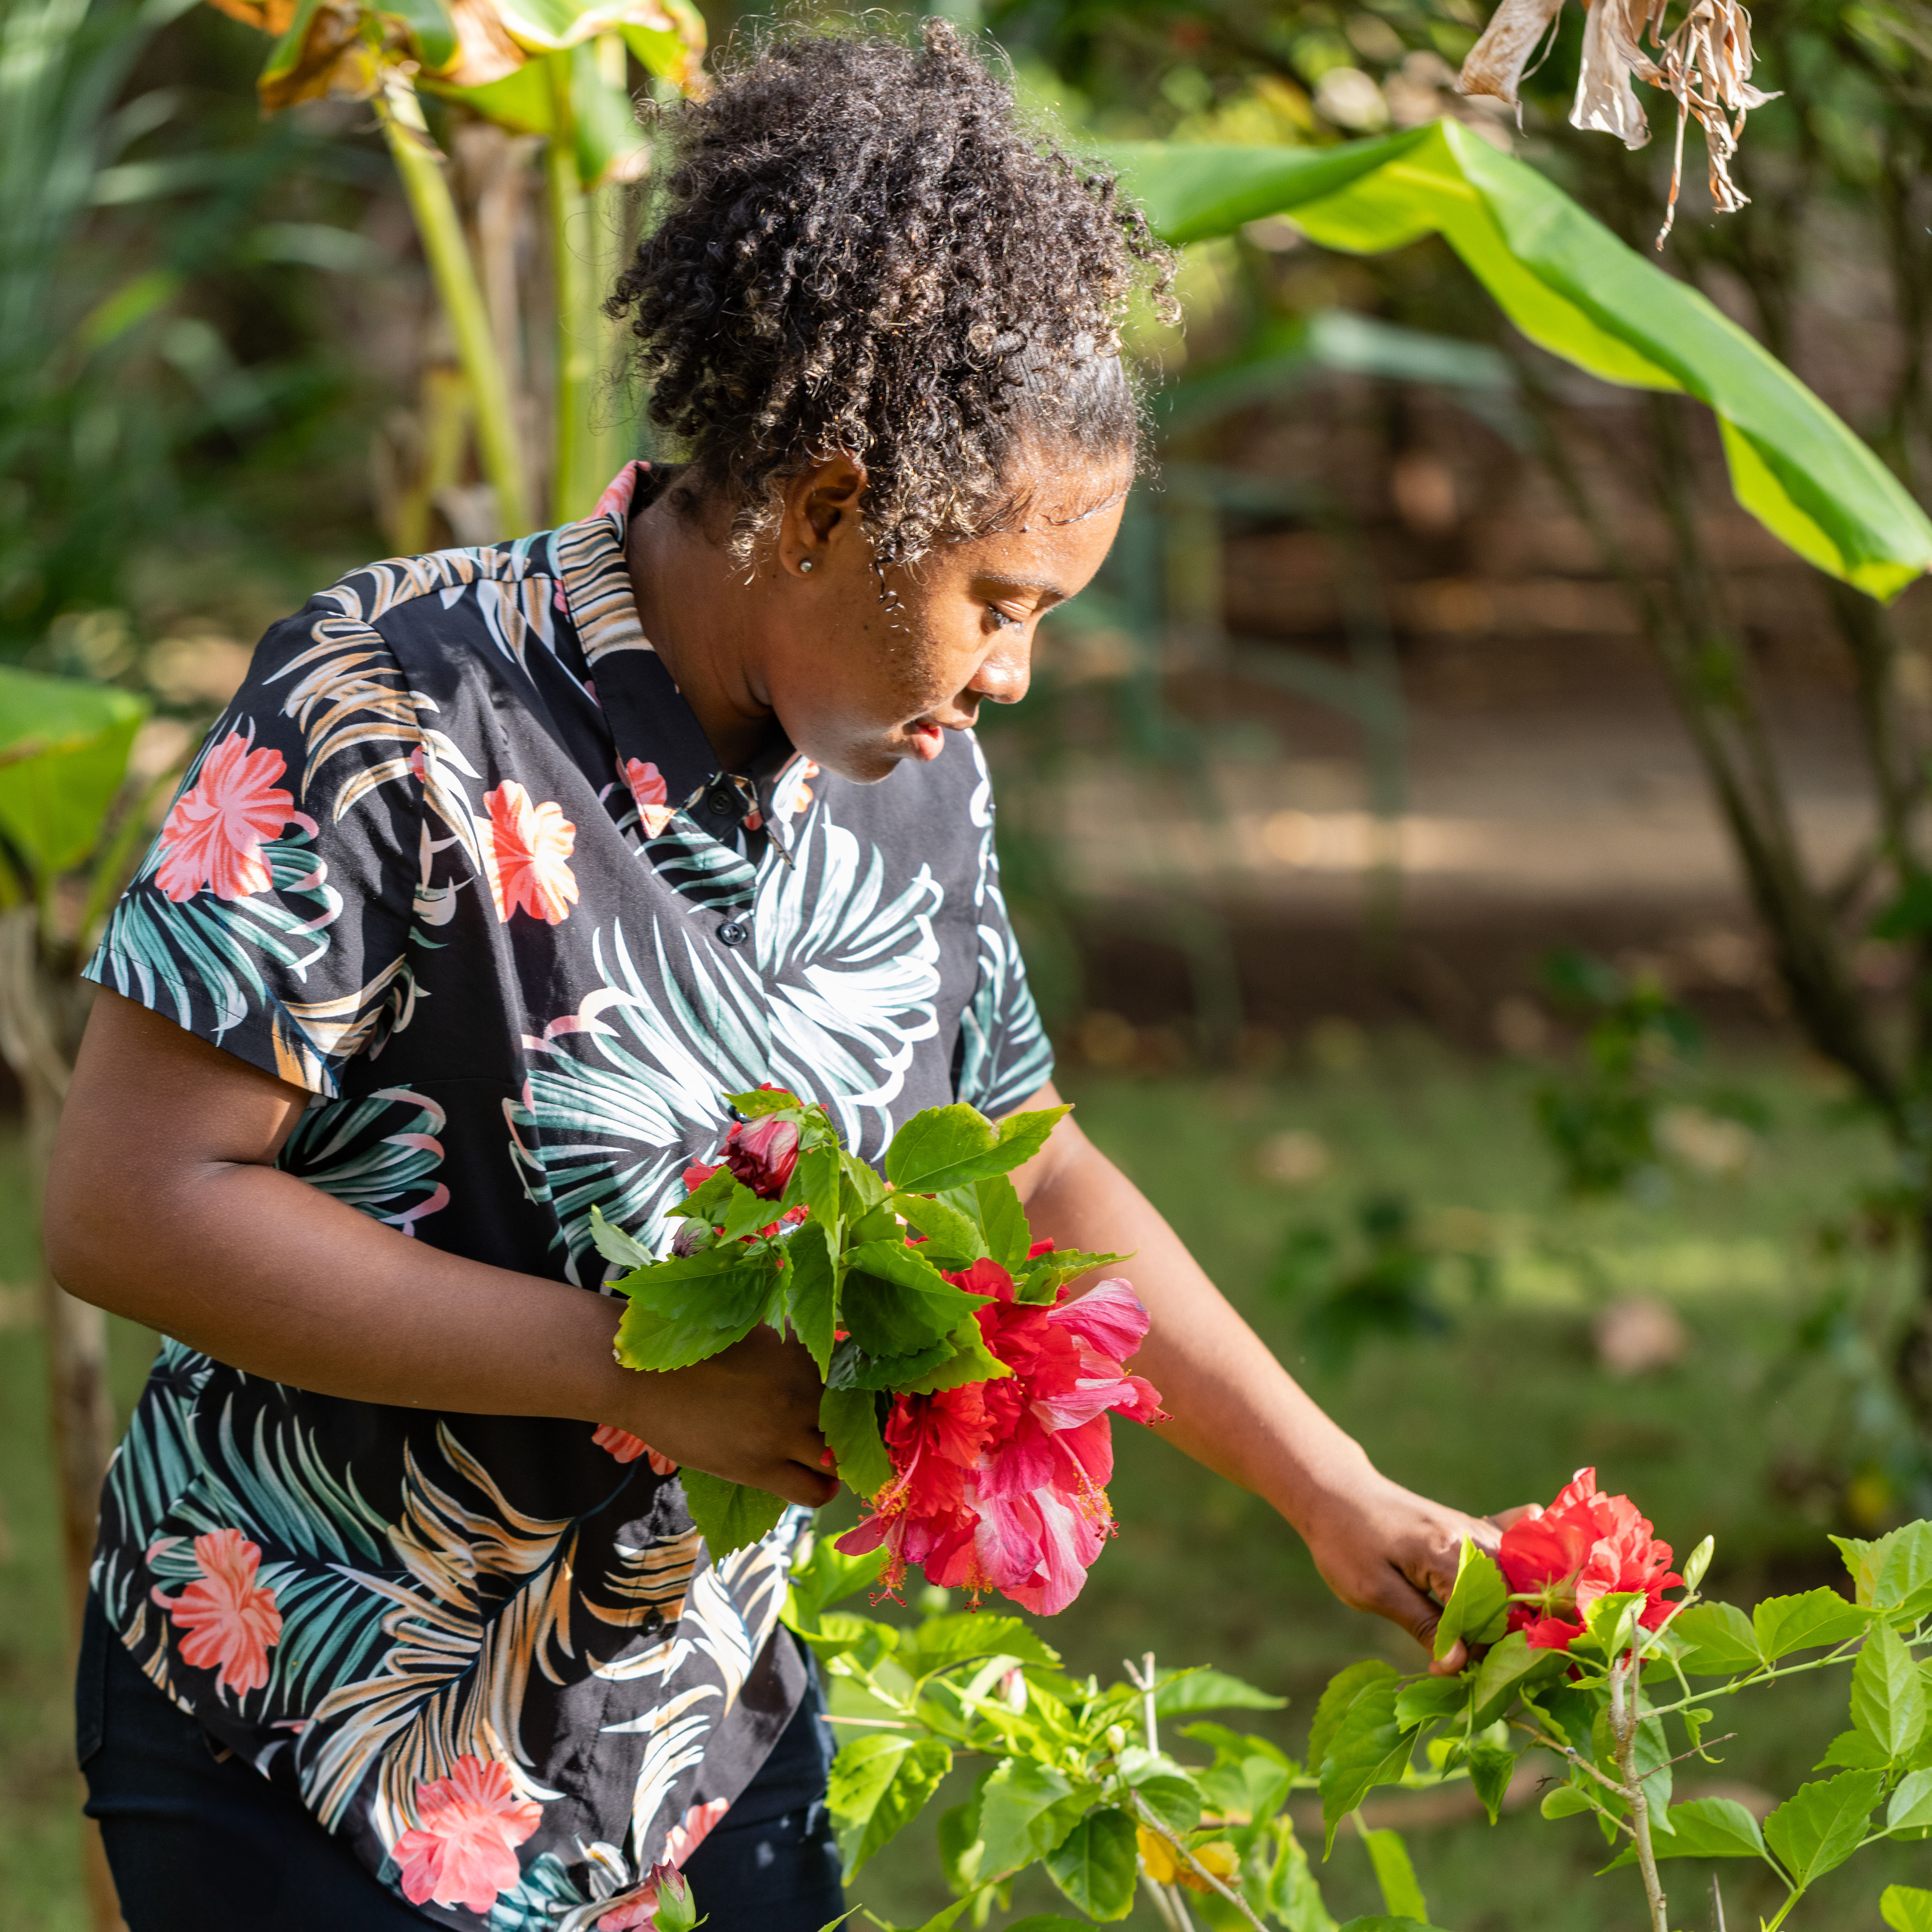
152 1527 283 1697
838 1264 1166 1615
622 758 676 838
155 729 298 903
392 1755 542 1915
484 782 579 925
592 1424 679 1475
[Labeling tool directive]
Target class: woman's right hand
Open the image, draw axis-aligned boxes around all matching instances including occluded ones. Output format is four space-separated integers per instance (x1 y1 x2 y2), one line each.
609 1325 838 1507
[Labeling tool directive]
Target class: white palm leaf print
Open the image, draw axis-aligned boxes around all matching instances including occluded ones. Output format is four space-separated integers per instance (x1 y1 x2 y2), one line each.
606 1686 721 1857
283 1086 448 1233
516 798 946 1273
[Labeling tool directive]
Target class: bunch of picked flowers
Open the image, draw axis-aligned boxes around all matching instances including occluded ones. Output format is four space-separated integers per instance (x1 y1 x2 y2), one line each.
593 1090 1163 1613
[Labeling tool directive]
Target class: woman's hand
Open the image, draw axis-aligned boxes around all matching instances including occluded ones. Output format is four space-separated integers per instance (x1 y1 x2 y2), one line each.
1296 1469 1530 1674
608 1327 837 1508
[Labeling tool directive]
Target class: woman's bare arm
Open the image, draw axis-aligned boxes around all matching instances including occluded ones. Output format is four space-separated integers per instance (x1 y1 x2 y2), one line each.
46 990 837 1506
1013 1080 1501 1668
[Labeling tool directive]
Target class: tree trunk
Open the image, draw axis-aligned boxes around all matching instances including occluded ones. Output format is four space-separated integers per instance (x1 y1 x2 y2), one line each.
0 907 122 1931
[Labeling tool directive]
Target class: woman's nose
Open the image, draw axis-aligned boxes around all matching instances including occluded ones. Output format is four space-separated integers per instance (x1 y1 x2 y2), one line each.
970 637 1031 707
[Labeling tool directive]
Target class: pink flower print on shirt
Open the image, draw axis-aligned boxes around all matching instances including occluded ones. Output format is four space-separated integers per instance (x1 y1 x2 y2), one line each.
591 1424 678 1475
392 1755 542 1915
155 729 298 903
483 782 579 925
622 758 675 838
152 1527 283 1698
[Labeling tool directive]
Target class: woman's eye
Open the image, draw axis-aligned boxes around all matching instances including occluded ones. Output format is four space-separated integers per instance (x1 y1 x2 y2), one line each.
987 605 1022 630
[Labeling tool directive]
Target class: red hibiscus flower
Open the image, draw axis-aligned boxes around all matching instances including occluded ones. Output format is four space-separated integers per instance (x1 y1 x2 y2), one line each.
155 728 298 903
484 781 580 925
152 1527 283 1698
837 1263 1166 1615
722 1116 799 1200
1497 1467 1683 1652
392 1755 542 1915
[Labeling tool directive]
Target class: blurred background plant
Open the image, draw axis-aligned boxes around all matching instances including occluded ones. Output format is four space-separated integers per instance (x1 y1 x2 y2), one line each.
8 0 1932 1926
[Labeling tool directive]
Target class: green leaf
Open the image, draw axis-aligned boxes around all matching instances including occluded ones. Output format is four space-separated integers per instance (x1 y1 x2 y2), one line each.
1762 1771 1885 1887
1003 1921 1095 1932
1578 1589 1646 1660
1884 1884 1932 1932
716 1175 784 1242
1471 1630 1552 1725
671 1164 734 1223
969 1174 1034 1271
1361 1825 1429 1921
1319 1680 1411 1853
844 1241 977 1326
902 1612 1060 1678
1309 1660 1399 1773
819 1386 891 1501
838 1274 967 1366
1753 1589 1870 1661
1540 1783 1594 1820
1131 1774 1203 1836
977 1760 1078 1877
1674 1601 1762 1674
0 665 149 878
613 1246 785 1371
1634 1798 1766 1861
1393 1676 1470 1729
898 1315 1012 1397
678 1469 787 1556
1855 1619 1928 1764
828 1733 953 1875
826 1334 955 1391
1467 1745 1515 1825
1043 1807 1137 1921
885 1105 997 1191
792 1144 845 1238
1018 1247 1135 1303
1335 1920 1451 1932
1154 1668 1287 1716
1818 1729 1892 1771
587 1204 653 1270
886 1102 1071 1193
1890 1769 1932 1834
1433 1538 1509 1661
785 1221 840 1377
1834 1523 1932 1617
725 1085 805 1118
892 1192 987 1264
1106 124 1932 600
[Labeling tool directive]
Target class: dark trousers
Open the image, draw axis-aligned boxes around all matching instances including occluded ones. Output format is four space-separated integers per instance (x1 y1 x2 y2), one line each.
78 1593 844 1931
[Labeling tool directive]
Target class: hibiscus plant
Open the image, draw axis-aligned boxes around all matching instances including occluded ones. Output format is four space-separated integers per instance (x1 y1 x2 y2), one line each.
772 1471 1932 1932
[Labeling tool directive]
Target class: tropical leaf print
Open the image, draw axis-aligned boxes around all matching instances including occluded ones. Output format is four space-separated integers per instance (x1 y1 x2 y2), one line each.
282 1086 449 1234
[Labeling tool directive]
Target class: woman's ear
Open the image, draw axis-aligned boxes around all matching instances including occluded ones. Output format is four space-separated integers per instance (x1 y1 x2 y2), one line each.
781 456 869 574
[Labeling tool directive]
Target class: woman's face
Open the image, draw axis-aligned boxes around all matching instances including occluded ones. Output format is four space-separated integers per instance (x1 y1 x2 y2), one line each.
756 453 1133 784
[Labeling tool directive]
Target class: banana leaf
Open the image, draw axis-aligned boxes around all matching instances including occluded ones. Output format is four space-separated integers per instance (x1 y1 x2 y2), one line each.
1107 118 1932 602
0 664 147 879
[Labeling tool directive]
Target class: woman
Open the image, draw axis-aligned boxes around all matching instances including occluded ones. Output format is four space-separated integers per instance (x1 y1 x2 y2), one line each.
47 22 1501 1932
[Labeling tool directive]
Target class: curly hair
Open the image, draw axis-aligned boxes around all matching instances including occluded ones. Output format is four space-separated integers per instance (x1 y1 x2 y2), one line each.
606 18 1176 568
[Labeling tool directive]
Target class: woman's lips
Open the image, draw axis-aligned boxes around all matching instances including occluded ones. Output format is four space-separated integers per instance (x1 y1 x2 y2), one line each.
905 720 946 762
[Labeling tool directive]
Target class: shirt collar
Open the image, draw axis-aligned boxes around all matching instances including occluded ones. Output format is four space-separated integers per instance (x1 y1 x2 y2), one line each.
554 462 803 852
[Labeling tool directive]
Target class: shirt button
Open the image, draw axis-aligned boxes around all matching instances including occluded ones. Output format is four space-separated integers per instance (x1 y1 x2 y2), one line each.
717 918 749 947
704 785 739 820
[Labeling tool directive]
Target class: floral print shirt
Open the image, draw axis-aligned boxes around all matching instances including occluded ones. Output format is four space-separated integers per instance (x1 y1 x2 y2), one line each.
83 464 1053 1930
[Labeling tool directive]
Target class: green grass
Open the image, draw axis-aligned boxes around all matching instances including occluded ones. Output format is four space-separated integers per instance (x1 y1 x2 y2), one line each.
5 1041 1931 1929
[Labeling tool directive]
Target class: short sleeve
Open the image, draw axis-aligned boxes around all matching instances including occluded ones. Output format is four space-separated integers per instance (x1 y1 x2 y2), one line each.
86 602 423 1096
954 764 1055 1118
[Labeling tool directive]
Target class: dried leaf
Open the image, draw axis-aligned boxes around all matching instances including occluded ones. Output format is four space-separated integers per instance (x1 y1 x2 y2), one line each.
1456 0 1565 111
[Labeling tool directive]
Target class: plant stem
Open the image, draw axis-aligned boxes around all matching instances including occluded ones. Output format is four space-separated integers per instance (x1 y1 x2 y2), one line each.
377 72 533 537
544 49 597 523
1609 1655 1671 1932
1130 1792 1265 1932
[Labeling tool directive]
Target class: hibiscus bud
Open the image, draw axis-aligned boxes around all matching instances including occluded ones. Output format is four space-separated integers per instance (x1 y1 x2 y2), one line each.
670 1219 707 1258
1105 1724 1128 1754
723 1116 800 1200
651 1867 699 1932
1000 1666 1029 1713
1681 1534 1714 1594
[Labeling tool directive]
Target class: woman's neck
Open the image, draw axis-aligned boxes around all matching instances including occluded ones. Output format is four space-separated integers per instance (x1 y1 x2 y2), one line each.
624 482 782 775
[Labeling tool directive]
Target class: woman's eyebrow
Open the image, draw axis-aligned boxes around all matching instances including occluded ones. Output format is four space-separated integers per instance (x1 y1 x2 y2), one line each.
978 571 1070 601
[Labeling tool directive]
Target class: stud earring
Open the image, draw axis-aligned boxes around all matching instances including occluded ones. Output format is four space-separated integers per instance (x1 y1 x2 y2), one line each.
798 559 814 574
